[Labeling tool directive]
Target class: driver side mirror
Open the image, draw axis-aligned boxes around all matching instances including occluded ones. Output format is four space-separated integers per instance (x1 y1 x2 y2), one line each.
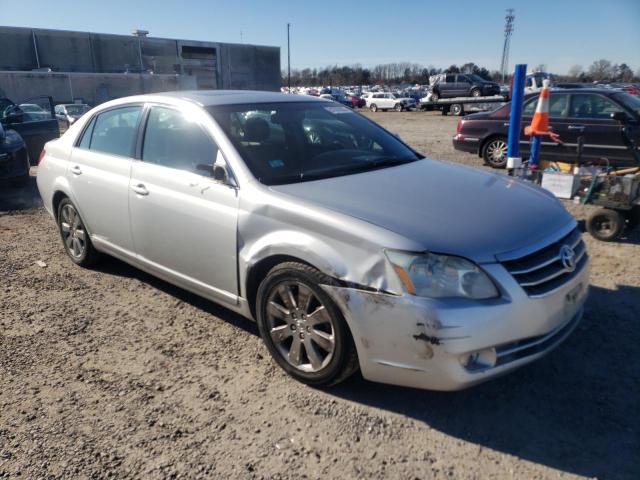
610 111 629 123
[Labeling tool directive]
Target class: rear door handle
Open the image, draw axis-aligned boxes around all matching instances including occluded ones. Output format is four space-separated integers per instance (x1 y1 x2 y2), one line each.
71 165 82 175
568 125 585 131
131 183 149 196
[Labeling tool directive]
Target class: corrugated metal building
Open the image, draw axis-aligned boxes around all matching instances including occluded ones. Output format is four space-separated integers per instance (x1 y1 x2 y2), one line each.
0 26 281 105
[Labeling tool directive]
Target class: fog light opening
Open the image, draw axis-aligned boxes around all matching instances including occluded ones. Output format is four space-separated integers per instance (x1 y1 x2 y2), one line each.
461 348 497 372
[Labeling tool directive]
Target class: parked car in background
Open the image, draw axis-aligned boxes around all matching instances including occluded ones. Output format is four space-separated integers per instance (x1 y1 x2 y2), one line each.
0 121 30 186
364 92 405 111
55 103 91 125
0 96 60 164
453 88 640 168
524 72 553 94
392 93 417 110
430 74 501 101
37 90 589 391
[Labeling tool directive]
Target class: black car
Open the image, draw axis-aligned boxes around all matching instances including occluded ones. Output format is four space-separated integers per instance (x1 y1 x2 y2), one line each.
453 88 640 168
0 96 60 165
0 122 30 186
431 74 501 101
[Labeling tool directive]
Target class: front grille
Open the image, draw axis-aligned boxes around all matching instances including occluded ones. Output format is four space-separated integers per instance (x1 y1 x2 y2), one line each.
502 227 588 297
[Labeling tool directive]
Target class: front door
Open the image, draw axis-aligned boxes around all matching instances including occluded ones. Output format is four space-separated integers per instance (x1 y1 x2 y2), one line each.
67 105 141 255
563 92 636 167
129 105 239 304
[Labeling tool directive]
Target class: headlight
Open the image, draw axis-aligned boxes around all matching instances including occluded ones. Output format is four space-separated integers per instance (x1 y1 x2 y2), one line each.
385 250 499 299
3 130 23 146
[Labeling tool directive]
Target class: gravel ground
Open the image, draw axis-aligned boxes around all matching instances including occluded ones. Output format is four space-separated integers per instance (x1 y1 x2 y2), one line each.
1 111 638 479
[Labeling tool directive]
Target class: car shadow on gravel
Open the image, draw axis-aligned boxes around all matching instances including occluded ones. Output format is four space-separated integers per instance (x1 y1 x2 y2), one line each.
328 284 639 480
93 257 259 337
0 175 42 212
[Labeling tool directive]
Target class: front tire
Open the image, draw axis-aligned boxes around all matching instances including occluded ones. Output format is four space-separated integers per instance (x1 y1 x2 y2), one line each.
482 136 508 168
430 91 439 102
57 198 99 267
395 103 403 112
256 262 359 387
471 88 481 97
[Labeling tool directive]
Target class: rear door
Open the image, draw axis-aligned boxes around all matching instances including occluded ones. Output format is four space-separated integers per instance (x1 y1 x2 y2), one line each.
2 96 59 164
68 105 141 255
520 92 575 162
564 92 634 166
129 104 239 303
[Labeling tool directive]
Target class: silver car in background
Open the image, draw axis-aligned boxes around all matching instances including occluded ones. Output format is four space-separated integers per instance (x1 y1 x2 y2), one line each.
37 91 589 390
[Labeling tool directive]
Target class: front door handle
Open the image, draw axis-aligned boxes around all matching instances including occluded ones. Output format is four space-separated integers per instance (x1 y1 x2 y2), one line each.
131 183 149 196
568 125 585 131
70 165 82 175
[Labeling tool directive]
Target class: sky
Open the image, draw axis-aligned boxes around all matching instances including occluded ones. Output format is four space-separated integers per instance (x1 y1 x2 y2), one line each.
1 0 639 75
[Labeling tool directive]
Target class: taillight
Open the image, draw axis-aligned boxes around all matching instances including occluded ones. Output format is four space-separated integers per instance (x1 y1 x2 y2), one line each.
38 148 46 165
456 119 463 134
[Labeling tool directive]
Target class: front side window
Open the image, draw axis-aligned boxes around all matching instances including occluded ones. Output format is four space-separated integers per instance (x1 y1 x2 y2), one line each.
89 106 141 157
142 106 218 173
569 93 624 119
208 102 422 185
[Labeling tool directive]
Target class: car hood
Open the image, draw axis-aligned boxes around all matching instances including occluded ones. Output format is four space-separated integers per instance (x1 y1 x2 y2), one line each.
270 160 573 263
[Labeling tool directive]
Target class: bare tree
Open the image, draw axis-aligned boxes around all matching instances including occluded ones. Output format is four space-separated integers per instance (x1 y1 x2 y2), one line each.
588 59 614 82
567 64 583 81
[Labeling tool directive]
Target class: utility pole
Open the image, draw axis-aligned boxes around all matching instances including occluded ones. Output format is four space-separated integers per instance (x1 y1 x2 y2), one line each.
500 9 515 84
287 23 291 92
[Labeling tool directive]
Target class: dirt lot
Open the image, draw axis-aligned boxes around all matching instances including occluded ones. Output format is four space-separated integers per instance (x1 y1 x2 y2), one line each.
1 111 638 479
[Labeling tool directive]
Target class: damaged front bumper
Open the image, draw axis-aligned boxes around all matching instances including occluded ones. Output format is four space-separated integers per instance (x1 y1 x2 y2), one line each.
322 260 589 391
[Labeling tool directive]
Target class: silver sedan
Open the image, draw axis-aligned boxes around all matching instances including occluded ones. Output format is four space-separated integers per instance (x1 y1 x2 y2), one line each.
36 91 589 390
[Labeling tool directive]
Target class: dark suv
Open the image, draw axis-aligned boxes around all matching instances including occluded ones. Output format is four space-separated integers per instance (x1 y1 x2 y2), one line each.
431 74 501 101
453 89 640 168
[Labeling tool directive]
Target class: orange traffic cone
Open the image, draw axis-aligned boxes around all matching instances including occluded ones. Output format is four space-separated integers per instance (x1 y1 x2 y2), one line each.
525 79 550 136
524 79 562 143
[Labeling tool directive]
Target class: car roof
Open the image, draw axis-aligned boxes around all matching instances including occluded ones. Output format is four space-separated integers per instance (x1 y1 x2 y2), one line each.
526 88 621 97
132 90 329 107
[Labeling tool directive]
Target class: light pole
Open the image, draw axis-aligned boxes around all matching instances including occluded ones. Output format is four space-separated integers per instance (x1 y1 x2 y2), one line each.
287 23 291 92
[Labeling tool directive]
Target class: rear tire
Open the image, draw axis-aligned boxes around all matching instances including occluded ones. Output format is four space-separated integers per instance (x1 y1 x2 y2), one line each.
430 91 439 102
450 103 463 116
482 136 508 168
370 104 378 112
256 262 359 387
57 198 100 267
586 208 624 241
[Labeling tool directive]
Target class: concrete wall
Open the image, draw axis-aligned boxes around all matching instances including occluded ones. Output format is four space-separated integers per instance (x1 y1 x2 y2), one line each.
0 26 281 103
0 72 180 105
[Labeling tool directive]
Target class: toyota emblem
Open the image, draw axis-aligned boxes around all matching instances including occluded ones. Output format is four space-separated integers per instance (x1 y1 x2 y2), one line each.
559 244 576 272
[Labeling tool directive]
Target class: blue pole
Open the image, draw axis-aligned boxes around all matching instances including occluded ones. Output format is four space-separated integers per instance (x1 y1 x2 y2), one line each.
507 64 527 172
529 135 541 169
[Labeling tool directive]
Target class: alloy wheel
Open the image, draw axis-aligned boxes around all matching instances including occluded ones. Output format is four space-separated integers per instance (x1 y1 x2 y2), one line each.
486 139 507 165
265 281 336 373
60 204 86 259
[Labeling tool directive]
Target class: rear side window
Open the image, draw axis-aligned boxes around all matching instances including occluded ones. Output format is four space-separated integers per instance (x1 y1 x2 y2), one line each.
142 106 218 173
77 116 96 149
445 75 455 82
522 94 569 117
88 106 141 157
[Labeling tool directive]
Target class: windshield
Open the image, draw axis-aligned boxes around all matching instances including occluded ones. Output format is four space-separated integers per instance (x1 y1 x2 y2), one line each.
613 92 640 117
208 102 422 185
65 105 89 115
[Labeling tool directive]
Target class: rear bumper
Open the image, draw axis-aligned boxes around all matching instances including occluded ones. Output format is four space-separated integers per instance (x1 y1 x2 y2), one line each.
323 258 589 391
452 135 480 154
